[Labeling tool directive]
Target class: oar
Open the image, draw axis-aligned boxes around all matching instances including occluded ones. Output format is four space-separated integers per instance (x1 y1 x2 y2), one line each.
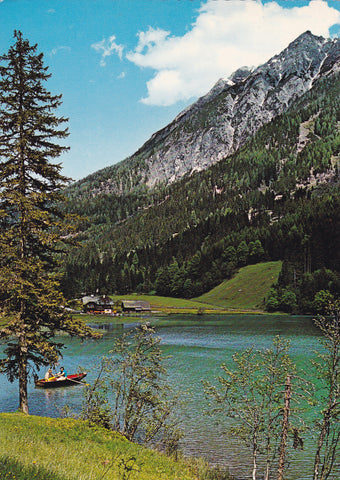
67 377 89 386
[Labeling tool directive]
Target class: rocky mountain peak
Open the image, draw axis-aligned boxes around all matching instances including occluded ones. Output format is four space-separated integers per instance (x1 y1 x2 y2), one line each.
229 66 253 84
78 31 340 196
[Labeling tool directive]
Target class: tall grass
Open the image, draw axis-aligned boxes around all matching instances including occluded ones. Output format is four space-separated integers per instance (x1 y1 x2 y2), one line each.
0 456 69 480
0 413 195 480
0 413 235 480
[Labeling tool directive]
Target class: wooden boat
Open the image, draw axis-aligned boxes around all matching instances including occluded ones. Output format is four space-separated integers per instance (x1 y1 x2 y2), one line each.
35 372 87 388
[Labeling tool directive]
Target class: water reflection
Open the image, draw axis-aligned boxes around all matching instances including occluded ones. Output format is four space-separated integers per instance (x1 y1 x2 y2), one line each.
0 314 325 479
87 322 125 331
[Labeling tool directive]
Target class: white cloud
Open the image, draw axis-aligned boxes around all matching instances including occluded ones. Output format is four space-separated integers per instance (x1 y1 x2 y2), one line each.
50 46 71 56
125 0 340 106
118 71 126 79
92 34 124 66
134 27 170 55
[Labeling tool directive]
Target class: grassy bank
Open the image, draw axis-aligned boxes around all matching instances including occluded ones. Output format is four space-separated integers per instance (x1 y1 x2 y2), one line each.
110 294 224 314
74 296 227 325
0 413 198 480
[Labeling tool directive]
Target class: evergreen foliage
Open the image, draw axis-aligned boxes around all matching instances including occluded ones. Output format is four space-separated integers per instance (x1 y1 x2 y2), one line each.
0 31 97 414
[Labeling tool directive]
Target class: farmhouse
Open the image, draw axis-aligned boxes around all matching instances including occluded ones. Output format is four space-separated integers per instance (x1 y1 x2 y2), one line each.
120 300 151 313
82 295 115 313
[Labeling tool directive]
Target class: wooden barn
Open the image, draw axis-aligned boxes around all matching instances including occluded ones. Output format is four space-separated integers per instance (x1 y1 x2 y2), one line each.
120 300 151 313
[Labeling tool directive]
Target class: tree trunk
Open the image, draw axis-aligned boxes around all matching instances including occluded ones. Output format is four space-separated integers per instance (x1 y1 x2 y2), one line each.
252 452 257 480
313 312 339 480
264 416 273 480
18 334 29 414
313 411 329 480
265 462 270 480
252 427 258 480
277 374 291 480
19 372 29 414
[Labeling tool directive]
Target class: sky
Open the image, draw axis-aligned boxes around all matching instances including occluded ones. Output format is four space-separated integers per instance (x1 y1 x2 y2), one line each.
0 0 340 181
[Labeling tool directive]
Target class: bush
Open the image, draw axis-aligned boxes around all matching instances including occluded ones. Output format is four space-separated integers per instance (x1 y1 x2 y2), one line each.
82 324 181 451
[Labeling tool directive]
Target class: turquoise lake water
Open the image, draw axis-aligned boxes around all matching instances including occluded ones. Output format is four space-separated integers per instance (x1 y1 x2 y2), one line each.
0 314 337 479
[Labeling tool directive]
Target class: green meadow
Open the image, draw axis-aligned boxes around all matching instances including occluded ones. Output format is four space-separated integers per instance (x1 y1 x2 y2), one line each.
195 261 282 310
77 262 283 321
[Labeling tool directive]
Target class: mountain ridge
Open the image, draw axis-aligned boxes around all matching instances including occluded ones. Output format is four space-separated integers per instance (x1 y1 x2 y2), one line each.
71 31 340 197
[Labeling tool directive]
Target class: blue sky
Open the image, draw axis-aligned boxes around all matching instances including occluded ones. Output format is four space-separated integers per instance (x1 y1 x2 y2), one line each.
1 0 339 181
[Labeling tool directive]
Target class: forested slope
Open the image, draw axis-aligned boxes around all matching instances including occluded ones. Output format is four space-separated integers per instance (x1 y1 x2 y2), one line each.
62 73 340 314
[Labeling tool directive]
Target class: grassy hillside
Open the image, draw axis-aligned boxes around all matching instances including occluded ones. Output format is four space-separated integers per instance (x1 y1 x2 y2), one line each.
0 413 198 480
196 261 282 310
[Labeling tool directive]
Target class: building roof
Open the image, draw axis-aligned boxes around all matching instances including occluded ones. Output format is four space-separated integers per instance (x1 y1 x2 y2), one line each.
82 295 114 306
121 300 151 311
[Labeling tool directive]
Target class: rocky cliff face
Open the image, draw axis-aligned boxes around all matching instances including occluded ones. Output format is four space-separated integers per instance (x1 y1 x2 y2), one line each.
80 31 340 195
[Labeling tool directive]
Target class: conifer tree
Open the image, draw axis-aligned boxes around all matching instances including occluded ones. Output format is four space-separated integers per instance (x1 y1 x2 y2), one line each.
0 31 97 413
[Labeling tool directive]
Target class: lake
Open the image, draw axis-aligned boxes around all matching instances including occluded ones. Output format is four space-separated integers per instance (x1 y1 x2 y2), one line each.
0 314 333 479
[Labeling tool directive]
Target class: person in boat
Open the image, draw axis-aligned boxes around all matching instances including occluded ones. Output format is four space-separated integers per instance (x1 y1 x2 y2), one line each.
44 368 54 381
56 366 67 381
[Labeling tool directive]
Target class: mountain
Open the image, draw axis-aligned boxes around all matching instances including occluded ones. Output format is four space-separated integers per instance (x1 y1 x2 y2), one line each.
63 32 340 313
71 31 340 198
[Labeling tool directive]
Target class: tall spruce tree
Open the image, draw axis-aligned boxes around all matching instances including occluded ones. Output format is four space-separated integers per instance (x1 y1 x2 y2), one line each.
0 31 97 413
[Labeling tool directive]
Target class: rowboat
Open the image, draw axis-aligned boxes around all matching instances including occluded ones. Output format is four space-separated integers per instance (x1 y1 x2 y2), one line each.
35 372 87 388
